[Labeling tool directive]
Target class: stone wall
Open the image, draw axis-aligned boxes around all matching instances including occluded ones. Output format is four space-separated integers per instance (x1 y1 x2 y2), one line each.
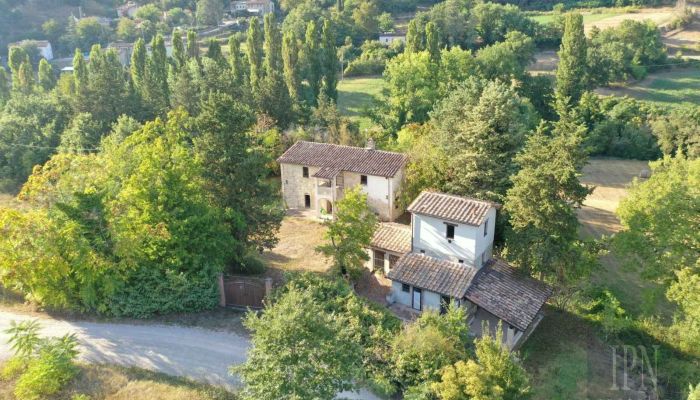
280 163 318 210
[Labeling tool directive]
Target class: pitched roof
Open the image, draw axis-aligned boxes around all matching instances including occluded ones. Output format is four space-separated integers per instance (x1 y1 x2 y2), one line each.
371 223 412 254
465 259 552 331
277 141 406 178
407 191 498 226
388 253 478 298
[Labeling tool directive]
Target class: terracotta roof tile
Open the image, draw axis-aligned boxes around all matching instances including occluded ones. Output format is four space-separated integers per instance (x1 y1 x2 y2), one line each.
371 223 412 254
465 259 552 331
407 191 498 226
277 141 406 178
388 253 478 298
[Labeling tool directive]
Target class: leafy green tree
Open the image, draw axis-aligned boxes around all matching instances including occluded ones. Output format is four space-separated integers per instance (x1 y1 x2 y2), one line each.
316 186 378 281
73 17 111 49
37 59 56 91
172 30 186 70
425 21 440 66
143 35 170 116
391 305 469 394
206 38 223 62
555 13 588 107
504 116 593 283
233 288 363 400
300 20 322 104
186 30 199 59
667 268 700 356
426 0 475 48
432 323 531 400
651 106 700 159
169 59 202 115
614 156 699 282
116 17 140 42
17 61 34 94
282 31 301 101
228 35 245 85
195 92 283 252
76 46 130 129
472 2 534 46
130 38 147 92
59 112 103 153
475 31 535 82
196 0 223 26
432 78 534 202
320 19 339 102
8 46 28 89
247 17 264 94
688 383 700 400
405 19 424 53
0 67 9 106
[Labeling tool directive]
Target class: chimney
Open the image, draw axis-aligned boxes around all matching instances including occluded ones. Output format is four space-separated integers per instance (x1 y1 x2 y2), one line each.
365 137 375 150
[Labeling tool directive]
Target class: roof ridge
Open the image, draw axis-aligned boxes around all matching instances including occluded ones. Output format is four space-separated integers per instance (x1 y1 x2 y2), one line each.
420 190 497 206
296 140 405 157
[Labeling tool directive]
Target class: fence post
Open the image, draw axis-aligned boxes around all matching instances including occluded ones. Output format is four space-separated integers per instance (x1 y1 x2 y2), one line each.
218 273 226 307
264 277 273 298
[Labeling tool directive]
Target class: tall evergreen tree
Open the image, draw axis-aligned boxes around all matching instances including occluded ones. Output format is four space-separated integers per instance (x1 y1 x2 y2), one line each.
426 22 440 66
263 14 282 75
261 13 294 127
0 67 9 105
38 58 56 91
143 35 170 116
73 48 88 97
17 61 34 94
320 19 339 102
282 32 301 102
504 114 593 283
8 47 28 89
247 17 264 93
228 35 245 85
172 30 186 70
555 13 588 107
207 38 224 62
186 30 199 60
130 38 147 92
405 19 423 53
301 20 321 104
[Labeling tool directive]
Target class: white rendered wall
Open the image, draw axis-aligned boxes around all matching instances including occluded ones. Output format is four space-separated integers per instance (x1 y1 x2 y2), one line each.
392 281 412 307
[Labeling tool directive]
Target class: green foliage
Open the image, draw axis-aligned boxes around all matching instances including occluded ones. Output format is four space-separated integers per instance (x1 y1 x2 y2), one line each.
473 2 536 46
196 0 223 26
247 17 264 94
581 289 630 338
651 105 700 159
59 112 104 153
37 59 56 91
555 13 588 106
391 305 470 393
504 114 595 283
432 78 535 202
614 156 699 283
316 186 377 281
689 383 700 400
233 287 363 400
320 19 339 102
432 323 531 400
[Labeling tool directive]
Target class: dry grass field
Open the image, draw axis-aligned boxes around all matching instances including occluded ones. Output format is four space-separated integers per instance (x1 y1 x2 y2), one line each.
577 158 650 238
260 213 332 279
584 7 676 32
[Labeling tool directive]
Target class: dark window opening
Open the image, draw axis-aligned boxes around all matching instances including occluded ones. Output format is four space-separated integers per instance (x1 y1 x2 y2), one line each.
360 175 368 185
420 249 425 254
484 218 488 236
302 166 309 178
374 250 385 270
304 194 311 208
446 223 455 239
401 283 410 293
458 259 464 264
440 296 451 314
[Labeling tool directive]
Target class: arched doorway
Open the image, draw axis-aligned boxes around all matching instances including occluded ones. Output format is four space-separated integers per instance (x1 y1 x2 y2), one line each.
320 199 333 214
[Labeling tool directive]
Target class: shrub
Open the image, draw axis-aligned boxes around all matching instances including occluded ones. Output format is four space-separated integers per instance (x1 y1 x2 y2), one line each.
582 289 630 339
0 357 27 380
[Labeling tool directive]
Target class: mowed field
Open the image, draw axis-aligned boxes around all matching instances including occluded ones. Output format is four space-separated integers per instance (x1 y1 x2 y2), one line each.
528 6 676 29
595 68 700 108
337 77 385 131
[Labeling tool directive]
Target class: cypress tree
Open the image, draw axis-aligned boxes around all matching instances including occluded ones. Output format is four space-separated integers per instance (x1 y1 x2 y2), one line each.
207 38 223 62
263 13 282 75
282 31 300 101
0 67 9 105
172 30 186 69
17 60 34 93
38 58 56 91
320 19 339 102
8 47 29 89
143 34 170 115
555 13 588 107
186 30 199 60
228 35 245 85
426 22 440 66
405 19 423 53
131 38 147 92
261 13 293 127
301 20 321 104
247 17 264 93
73 48 88 96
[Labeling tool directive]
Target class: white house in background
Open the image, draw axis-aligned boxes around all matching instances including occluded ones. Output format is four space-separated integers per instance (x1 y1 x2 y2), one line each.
117 2 139 18
231 0 275 15
277 140 407 221
107 41 134 65
378 191 551 350
9 40 54 60
378 32 406 46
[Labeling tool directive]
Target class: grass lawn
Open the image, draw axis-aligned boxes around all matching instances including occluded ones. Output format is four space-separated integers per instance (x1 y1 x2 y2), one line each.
596 68 700 108
337 76 385 132
0 363 236 400
529 10 626 25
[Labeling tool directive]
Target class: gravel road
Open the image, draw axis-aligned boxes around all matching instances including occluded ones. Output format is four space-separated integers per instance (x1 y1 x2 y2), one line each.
0 310 379 399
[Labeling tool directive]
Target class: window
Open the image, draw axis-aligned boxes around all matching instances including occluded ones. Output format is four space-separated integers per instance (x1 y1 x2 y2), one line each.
420 249 425 254
373 250 385 270
360 175 368 185
401 283 410 293
458 259 464 264
446 223 455 239
302 166 309 178
484 218 488 237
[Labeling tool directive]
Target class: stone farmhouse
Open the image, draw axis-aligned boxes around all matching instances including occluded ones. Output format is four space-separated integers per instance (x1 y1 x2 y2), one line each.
368 191 551 350
277 141 406 221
